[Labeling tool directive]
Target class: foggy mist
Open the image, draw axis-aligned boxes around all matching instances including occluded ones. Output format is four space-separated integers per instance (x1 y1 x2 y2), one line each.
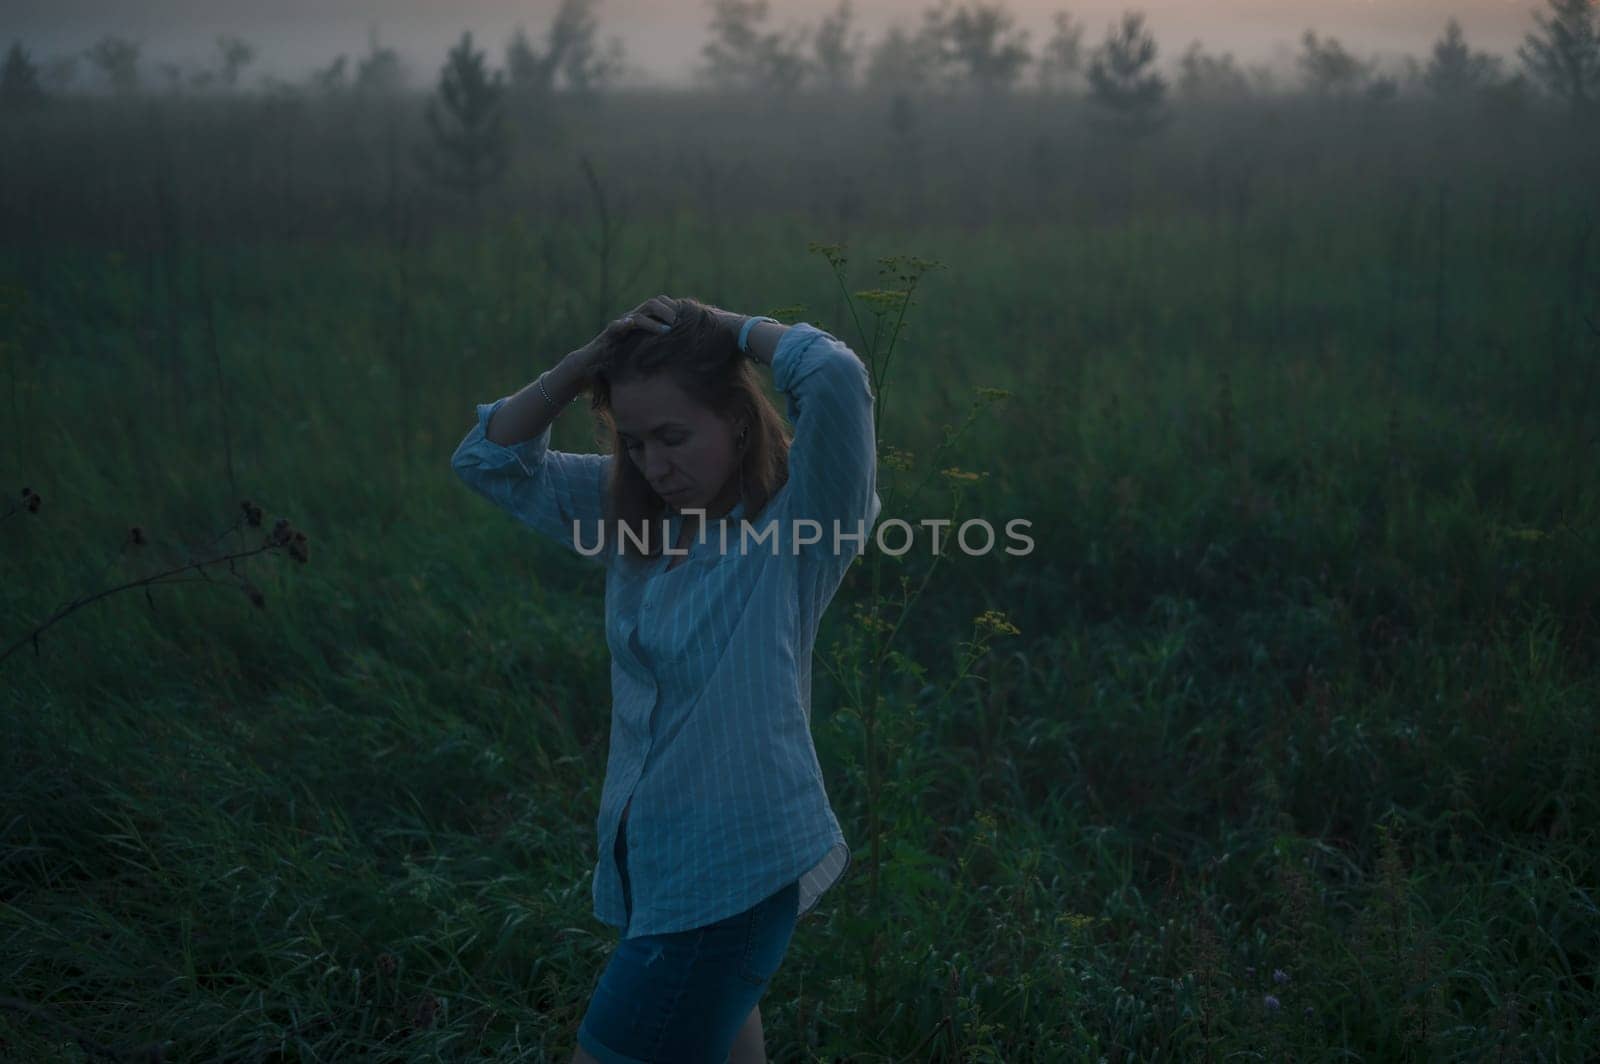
6 0 1547 90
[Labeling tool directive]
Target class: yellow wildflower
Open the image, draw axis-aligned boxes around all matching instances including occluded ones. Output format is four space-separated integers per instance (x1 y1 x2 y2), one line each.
973 609 1020 636
855 288 910 315
852 606 893 634
883 445 915 472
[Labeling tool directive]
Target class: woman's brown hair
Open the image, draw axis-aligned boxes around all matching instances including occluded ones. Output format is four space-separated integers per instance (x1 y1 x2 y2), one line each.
585 297 791 563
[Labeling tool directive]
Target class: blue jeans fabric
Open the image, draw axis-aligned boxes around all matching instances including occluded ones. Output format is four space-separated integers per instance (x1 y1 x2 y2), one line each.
577 816 800 1063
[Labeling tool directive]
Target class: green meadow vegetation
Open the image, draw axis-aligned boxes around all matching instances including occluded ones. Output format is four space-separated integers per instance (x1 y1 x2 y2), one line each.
3 18 1599 1061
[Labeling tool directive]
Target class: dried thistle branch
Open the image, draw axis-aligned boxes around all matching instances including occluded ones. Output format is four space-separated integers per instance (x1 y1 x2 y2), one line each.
1 485 42 522
0 499 308 667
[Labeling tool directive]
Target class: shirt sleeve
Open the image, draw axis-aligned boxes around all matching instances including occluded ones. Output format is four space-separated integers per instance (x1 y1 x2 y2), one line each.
771 323 883 563
450 396 613 567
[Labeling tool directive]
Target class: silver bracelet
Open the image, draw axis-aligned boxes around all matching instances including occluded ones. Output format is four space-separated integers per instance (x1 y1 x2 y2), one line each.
738 315 780 355
537 372 570 412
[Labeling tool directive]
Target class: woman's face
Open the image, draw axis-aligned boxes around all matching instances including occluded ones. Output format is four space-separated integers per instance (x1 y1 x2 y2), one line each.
610 371 744 518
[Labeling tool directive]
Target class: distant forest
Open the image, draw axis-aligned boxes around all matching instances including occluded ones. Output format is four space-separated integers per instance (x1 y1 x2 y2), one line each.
1 0 1595 248
3 0 1596 116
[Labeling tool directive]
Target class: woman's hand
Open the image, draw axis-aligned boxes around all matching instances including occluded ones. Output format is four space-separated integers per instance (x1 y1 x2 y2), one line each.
575 296 755 371
577 295 679 367
676 301 750 353
706 307 750 351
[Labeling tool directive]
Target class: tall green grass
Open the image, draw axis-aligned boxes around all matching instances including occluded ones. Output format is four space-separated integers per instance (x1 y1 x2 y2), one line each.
2 94 1597 1060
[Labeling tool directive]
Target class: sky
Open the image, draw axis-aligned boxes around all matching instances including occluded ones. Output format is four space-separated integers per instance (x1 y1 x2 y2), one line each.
5 1 1550 89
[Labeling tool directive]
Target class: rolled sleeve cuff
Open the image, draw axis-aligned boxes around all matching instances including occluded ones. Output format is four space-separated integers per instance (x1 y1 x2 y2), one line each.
453 396 553 477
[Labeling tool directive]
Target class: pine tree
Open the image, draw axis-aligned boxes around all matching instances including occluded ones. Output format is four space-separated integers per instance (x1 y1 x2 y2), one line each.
85 35 140 95
922 1 1034 97
698 0 809 95
864 24 940 94
506 26 556 96
311 55 348 94
700 0 771 91
1178 41 1252 103
1519 0 1600 117
1035 11 1085 96
355 27 405 96
215 34 257 91
551 0 625 95
1086 12 1168 137
1424 19 1502 101
814 0 863 93
1297 30 1368 98
1 42 46 110
508 1 622 97
416 32 510 206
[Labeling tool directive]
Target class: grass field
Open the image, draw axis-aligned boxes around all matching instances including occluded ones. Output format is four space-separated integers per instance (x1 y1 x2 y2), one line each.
2 86 1598 1060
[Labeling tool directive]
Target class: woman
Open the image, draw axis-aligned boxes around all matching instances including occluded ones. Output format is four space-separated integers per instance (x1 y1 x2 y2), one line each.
450 295 882 1063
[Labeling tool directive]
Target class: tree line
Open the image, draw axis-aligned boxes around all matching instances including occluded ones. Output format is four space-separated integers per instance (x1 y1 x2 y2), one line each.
3 0 1596 206
4 0 1597 117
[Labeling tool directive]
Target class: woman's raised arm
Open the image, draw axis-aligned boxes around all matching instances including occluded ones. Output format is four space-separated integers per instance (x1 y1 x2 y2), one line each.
762 322 883 566
451 305 677 565
450 390 614 567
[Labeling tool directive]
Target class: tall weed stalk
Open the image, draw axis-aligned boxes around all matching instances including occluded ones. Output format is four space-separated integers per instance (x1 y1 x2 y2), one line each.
803 241 1023 1041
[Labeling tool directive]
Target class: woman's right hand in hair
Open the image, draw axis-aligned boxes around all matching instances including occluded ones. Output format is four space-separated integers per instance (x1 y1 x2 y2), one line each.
579 295 678 365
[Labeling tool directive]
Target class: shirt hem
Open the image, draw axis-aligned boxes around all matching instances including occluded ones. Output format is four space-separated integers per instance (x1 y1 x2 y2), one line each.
605 829 850 940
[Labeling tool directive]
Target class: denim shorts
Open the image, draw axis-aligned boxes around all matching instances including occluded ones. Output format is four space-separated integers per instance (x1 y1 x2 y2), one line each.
577 816 800 1063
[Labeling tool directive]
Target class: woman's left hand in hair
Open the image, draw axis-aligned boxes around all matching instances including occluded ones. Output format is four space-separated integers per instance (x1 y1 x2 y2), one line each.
705 306 751 350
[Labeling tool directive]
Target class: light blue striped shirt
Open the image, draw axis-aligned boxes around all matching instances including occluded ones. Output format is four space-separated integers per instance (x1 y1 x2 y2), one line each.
450 323 881 937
